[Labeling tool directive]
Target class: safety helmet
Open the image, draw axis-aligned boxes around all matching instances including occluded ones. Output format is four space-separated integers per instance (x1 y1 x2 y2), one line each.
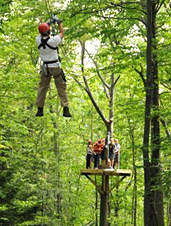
38 23 50 34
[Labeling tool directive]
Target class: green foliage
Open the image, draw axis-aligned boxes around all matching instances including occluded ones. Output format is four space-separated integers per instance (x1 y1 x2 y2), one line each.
0 0 171 225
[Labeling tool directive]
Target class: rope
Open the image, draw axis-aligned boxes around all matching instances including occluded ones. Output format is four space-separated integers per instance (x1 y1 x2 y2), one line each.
43 0 74 77
45 0 53 17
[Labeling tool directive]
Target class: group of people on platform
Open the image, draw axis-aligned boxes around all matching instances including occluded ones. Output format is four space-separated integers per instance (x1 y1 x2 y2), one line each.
86 138 120 169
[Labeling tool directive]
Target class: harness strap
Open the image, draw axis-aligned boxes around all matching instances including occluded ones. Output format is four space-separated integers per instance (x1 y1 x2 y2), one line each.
38 37 57 50
43 59 58 64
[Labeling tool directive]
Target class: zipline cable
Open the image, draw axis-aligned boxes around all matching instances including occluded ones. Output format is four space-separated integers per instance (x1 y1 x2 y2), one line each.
45 0 53 17
44 0 77 82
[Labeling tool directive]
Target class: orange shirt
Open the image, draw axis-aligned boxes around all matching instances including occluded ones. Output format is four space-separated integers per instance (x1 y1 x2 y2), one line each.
93 141 104 153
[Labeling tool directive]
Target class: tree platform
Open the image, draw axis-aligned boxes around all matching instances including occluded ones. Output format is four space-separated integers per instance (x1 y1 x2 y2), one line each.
80 168 132 194
80 168 132 176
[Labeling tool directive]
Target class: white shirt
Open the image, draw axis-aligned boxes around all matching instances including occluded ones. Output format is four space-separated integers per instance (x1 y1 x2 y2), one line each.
114 143 120 155
36 34 62 68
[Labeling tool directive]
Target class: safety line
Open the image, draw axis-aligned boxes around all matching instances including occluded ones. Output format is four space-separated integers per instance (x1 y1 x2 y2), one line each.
45 0 52 17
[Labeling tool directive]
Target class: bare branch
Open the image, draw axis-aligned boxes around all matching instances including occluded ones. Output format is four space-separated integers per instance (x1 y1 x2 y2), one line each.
84 48 110 89
73 77 88 92
161 82 171 91
84 47 110 100
134 66 146 87
156 0 165 14
80 42 109 125
84 78 109 125
160 118 170 138
114 75 121 87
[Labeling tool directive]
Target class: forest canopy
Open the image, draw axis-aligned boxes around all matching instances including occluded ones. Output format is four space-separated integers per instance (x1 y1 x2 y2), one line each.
0 0 171 225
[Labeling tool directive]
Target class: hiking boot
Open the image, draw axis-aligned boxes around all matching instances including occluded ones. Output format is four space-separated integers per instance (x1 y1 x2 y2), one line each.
63 106 71 117
36 107 43 117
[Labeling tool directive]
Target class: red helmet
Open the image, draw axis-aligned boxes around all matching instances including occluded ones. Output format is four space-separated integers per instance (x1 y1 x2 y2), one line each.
38 23 50 34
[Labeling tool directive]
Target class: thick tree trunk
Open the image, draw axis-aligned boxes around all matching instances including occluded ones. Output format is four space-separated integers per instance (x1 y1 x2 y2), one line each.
144 0 164 225
150 52 164 225
143 0 153 225
150 1 164 225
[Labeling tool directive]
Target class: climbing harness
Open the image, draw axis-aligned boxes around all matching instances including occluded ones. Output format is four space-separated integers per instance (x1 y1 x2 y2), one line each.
39 0 62 75
38 36 59 76
38 37 57 50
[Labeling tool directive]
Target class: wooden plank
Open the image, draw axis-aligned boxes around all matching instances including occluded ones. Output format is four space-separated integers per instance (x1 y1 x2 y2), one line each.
80 169 132 176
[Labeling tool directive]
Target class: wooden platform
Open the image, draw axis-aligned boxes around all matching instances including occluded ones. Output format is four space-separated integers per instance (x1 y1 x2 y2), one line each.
80 168 132 176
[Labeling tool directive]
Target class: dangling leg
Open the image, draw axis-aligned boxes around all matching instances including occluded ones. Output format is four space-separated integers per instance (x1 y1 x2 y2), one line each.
36 68 51 116
51 68 71 117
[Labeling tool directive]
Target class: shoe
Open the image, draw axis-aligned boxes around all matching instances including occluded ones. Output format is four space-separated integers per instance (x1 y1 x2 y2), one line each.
63 106 71 117
36 107 43 117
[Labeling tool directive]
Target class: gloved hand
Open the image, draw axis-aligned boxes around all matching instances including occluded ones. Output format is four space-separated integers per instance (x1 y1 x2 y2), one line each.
55 18 62 25
48 17 62 26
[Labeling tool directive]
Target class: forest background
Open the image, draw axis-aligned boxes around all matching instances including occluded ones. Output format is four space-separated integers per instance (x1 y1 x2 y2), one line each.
0 0 171 225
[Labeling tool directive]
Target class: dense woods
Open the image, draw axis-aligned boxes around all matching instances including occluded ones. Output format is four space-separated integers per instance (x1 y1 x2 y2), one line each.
0 0 171 225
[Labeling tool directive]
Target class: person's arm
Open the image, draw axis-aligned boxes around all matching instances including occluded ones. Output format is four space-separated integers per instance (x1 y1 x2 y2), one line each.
58 23 64 39
47 17 64 39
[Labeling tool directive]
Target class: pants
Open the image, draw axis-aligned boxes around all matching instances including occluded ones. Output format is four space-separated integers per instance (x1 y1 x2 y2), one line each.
36 67 69 108
94 154 100 168
86 154 92 169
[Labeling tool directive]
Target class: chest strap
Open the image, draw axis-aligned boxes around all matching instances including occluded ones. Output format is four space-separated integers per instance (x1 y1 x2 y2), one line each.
43 60 58 64
38 37 57 50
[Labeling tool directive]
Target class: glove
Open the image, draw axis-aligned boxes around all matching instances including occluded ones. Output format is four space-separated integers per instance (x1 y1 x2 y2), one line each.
48 17 62 26
54 18 62 25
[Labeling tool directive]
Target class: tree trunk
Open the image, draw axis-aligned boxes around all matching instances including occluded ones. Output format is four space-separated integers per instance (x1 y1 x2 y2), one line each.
150 1 164 225
143 0 153 225
143 0 164 225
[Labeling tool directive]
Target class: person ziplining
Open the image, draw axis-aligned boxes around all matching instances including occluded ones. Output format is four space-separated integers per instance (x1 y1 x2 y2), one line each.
35 17 71 117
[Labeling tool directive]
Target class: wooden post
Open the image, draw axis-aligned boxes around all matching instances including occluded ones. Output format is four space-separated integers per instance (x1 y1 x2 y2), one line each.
80 169 132 226
100 175 109 226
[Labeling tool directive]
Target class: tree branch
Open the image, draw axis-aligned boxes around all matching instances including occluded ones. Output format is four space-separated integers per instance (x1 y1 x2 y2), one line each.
114 75 121 87
161 82 171 91
160 118 170 138
134 66 146 87
84 79 109 125
156 0 165 14
84 48 110 89
80 42 109 125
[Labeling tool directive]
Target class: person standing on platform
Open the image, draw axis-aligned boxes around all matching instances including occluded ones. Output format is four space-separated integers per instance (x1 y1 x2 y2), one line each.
109 138 115 169
93 139 104 169
86 140 93 169
100 139 107 168
113 139 121 169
